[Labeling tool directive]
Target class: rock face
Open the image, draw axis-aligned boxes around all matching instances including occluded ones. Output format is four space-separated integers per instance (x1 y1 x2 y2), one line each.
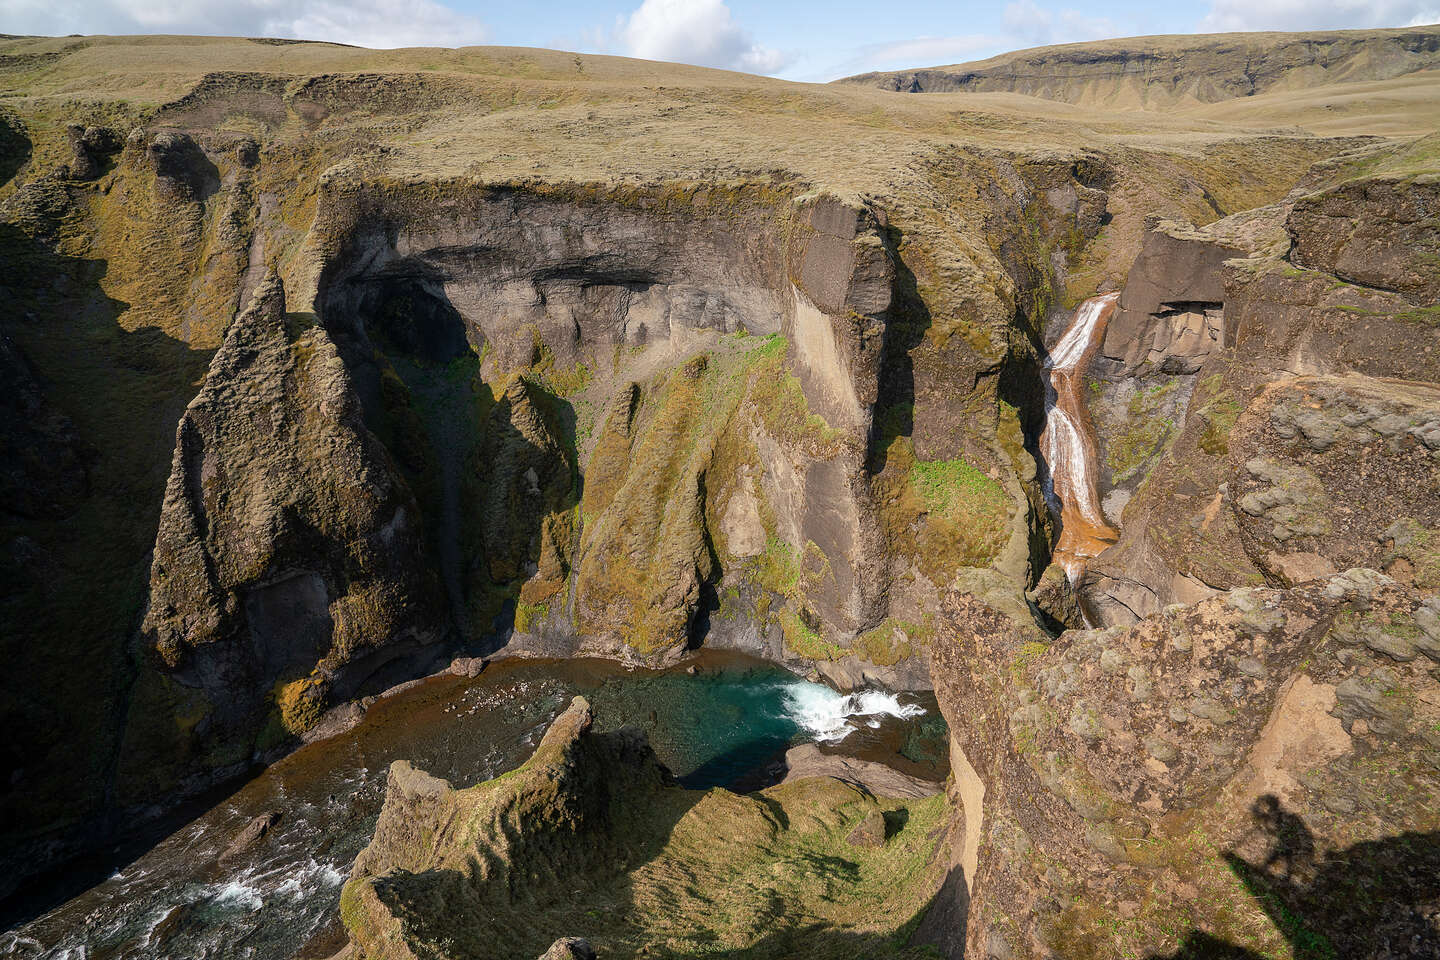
1233 376 1440 587
1101 224 1240 376
0 327 91 521
838 26 1440 104
781 742 942 799
340 697 948 959
1080 169 1440 627
903 160 1440 958
1289 176 1440 303
538 939 597 960
123 274 444 797
929 571 1440 959
4 30 1439 942
311 186 909 661
303 173 1099 677
63 123 120 180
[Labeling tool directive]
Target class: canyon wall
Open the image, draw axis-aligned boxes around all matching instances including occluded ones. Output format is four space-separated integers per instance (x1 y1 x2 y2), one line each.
4 37 1437 956
919 149 1440 957
0 71 1116 893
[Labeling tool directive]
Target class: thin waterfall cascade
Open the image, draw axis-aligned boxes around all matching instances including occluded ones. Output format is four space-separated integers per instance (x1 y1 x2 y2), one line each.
1041 292 1121 582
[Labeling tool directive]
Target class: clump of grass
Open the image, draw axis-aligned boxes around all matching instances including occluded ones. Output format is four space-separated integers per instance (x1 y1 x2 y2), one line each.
910 457 1005 515
779 607 846 660
1108 380 1179 479
854 617 933 666
1198 393 1242 456
514 601 549 633
274 675 326 735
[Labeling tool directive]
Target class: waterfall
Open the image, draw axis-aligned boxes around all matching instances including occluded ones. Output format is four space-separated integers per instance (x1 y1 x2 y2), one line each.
1041 292 1121 582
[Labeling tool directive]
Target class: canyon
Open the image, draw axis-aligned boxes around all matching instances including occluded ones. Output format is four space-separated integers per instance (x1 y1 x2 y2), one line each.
1 24 1438 960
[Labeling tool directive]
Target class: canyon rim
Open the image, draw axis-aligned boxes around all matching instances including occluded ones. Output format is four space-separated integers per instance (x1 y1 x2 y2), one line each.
2 21 1440 960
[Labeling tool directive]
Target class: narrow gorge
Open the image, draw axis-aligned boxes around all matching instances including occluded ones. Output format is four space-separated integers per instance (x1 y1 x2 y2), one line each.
2 24 1439 960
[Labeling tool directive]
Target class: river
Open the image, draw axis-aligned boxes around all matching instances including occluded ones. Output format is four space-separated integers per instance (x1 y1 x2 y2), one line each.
0 653 945 960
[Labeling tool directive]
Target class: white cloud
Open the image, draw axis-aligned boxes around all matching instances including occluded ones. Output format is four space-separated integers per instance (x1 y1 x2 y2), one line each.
1200 0 1440 32
1002 0 1116 48
619 0 787 74
1002 0 1055 45
810 2 1119 81
815 33 1003 79
0 0 489 49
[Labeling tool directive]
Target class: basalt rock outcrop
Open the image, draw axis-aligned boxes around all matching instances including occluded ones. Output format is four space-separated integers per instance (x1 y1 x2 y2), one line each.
1079 162 1440 627
929 569 1440 959
1288 174 1440 303
1100 224 1238 376
120 273 445 800
904 147 1440 958
307 183 906 662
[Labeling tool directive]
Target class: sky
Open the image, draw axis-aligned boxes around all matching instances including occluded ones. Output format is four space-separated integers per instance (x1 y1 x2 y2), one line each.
2 0 1438 82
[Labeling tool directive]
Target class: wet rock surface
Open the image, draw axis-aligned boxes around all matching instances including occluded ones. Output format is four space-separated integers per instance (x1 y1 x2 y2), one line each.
781 742 942 800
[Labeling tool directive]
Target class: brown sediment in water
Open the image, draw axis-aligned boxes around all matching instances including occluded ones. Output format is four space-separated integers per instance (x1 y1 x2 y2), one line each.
1042 292 1121 582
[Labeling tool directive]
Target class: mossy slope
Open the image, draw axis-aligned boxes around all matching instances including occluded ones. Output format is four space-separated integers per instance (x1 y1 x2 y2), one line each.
342 697 947 960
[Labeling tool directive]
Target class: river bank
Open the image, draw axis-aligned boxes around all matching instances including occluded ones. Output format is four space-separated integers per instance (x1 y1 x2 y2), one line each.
1 653 945 960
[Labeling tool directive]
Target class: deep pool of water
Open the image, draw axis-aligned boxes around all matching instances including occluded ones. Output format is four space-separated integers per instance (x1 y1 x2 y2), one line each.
0 652 945 960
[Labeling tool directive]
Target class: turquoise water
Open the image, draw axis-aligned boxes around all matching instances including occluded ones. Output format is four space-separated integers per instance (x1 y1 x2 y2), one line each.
1 653 944 960
585 659 939 787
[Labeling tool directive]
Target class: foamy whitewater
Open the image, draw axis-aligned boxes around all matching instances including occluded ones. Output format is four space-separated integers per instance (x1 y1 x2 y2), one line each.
781 680 926 743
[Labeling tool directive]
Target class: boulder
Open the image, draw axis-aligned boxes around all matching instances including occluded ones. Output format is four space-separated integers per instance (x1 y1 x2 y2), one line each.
538 938 597 960
218 810 282 862
781 742 942 799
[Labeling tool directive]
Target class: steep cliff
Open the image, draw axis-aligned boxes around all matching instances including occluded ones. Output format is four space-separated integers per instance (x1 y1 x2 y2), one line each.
2 31 1436 946
1080 150 1440 627
118 273 446 803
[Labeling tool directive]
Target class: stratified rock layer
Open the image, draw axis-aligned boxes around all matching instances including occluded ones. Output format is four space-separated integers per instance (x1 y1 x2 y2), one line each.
840 26 1440 104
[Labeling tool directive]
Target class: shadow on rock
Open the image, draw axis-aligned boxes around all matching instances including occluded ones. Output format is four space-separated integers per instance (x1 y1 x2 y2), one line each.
1152 794 1440 960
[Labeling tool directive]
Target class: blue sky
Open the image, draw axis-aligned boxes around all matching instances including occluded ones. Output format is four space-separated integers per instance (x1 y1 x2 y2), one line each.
3 0 1437 81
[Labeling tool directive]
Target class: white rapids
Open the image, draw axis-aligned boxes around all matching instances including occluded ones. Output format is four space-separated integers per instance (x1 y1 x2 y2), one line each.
782 681 926 743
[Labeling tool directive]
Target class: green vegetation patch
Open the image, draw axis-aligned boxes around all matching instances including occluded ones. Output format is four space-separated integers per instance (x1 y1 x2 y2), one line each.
1107 380 1179 480
779 607 846 661
910 457 1006 515
869 424 1013 588
345 743 948 959
576 333 846 654
1383 518 1440 589
1197 379 1243 457
854 618 934 667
